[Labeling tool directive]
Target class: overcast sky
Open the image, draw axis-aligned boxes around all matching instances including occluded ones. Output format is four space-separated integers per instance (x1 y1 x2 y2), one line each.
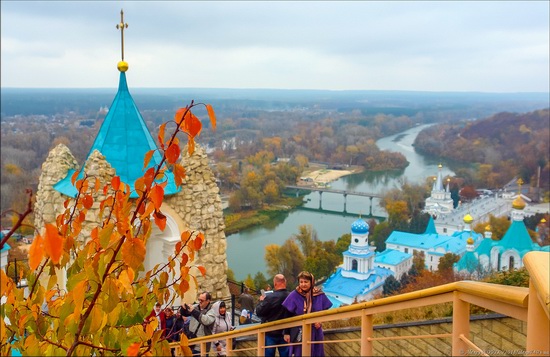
1 1 549 92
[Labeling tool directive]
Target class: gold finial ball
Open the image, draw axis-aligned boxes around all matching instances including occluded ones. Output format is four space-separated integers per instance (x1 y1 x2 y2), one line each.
485 224 491 231
117 61 129 72
463 213 474 224
438 164 443 168
512 196 526 210
467 237 474 245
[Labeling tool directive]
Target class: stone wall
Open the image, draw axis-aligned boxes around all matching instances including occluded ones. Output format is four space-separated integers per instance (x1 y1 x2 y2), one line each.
33 143 230 301
165 145 230 300
232 315 527 356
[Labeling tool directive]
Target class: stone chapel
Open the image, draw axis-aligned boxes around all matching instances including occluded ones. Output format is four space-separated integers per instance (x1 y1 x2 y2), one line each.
33 12 230 302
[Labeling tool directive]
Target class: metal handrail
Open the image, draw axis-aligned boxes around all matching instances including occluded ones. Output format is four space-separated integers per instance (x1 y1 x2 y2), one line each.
169 252 549 356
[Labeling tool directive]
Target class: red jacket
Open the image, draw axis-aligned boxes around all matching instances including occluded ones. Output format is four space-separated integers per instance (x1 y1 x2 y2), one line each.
146 309 167 332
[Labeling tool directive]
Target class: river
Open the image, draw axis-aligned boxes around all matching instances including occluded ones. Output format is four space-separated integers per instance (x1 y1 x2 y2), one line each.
226 124 455 280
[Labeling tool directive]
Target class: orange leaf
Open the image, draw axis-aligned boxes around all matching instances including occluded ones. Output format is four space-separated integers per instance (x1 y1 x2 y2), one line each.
158 123 167 150
178 279 190 295
187 138 195 155
82 194 93 209
205 104 217 130
173 164 186 187
193 235 203 250
181 253 188 267
71 170 80 185
197 266 206 277
28 234 44 270
143 150 155 170
183 112 202 138
154 210 166 231
174 107 187 125
122 238 146 271
144 167 156 190
181 231 191 243
166 143 181 165
94 177 101 193
149 185 164 210
44 223 63 264
111 176 121 191
127 342 141 357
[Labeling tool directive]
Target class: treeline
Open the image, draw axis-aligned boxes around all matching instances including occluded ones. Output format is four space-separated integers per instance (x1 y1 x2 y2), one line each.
414 109 550 191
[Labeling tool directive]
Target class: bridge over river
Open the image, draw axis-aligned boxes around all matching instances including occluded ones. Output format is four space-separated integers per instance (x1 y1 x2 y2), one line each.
285 185 385 217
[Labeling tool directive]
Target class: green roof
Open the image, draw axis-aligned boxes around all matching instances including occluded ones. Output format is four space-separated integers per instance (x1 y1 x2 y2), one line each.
54 72 180 198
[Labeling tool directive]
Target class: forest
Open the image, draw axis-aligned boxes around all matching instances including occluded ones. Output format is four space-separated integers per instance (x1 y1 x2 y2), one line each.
414 109 550 195
1 89 549 229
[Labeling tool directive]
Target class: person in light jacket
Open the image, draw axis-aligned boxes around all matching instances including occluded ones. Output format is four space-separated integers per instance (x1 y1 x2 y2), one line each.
211 301 234 356
180 292 216 354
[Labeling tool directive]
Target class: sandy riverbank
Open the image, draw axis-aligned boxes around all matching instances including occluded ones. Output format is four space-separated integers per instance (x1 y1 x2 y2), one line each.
301 166 362 185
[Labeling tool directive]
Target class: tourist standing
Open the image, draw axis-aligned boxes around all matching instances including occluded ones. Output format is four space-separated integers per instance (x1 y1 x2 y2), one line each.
180 292 216 355
145 302 166 335
211 301 234 356
283 271 332 357
238 287 255 314
255 274 290 357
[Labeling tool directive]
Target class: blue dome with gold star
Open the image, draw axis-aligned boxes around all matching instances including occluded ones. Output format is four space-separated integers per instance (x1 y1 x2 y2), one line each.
351 218 369 234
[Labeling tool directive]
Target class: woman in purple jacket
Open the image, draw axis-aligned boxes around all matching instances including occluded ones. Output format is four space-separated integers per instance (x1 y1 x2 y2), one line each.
282 271 332 356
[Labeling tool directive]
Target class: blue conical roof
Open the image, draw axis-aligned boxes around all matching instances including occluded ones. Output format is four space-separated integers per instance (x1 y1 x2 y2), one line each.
54 72 180 198
424 216 437 235
455 251 479 273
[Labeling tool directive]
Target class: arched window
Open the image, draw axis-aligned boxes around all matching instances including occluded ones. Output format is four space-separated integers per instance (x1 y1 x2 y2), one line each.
352 259 358 271
509 256 515 271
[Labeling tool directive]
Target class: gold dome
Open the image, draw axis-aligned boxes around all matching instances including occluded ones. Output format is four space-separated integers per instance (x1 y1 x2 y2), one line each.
467 237 474 245
117 61 129 72
463 214 474 224
541 218 547 224
512 196 526 210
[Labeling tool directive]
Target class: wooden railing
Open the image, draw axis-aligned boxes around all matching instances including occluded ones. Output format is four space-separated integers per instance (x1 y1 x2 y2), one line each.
172 252 549 356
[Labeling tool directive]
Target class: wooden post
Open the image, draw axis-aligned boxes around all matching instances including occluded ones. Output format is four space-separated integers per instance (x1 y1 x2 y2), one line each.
361 313 373 356
452 291 470 356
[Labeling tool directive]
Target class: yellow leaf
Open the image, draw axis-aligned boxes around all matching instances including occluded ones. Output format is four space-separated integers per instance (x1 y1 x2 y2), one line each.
102 277 119 313
206 104 217 130
119 269 133 292
122 238 146 270
88 305 105 334
44 223 63 264
73 280 87 312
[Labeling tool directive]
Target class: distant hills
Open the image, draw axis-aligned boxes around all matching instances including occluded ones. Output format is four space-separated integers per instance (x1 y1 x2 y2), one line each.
1 88 548 119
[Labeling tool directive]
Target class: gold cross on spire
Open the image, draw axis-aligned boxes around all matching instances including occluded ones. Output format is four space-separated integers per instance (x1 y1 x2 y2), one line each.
517 178 524 194
116 9 129 61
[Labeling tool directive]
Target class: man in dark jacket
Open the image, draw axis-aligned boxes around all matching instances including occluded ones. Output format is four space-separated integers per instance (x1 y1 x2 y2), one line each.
255 274 290 357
